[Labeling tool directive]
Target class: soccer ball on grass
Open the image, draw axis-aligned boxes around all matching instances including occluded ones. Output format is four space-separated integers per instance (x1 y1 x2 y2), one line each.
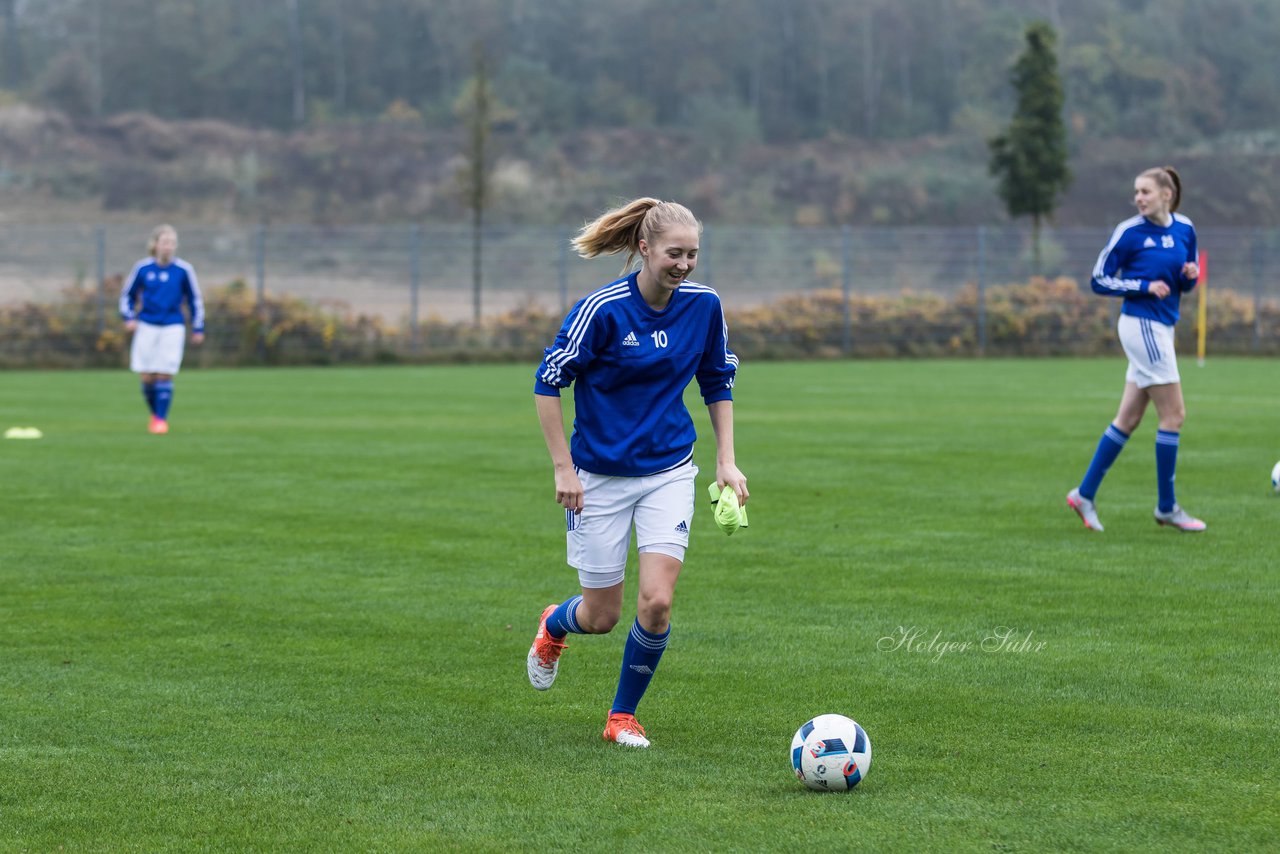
1271 461 1280 493
790 714 872 791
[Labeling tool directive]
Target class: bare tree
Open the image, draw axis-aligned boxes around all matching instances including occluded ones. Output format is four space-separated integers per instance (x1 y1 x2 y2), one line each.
286 0 305 125
331 0 346 112
87 0 101 116
457 43 492 326
0 0 20 88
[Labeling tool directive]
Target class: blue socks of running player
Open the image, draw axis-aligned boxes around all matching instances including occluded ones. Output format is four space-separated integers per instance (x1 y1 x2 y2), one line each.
1155 430 1180 513
611 619 670 716
1079 424 1129 500
545 595 584 639
141 380 175 420
152 380 174 421
1080 424 1180 511
545 599 669 713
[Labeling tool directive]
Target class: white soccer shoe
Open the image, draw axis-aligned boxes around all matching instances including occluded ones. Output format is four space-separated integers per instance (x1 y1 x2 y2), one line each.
1066 488 1104 532
1154 505 1207 532
526 604 567 690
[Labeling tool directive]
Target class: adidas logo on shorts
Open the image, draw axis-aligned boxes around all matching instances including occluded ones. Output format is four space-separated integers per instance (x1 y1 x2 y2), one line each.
622 331 640 346
674 520 688 534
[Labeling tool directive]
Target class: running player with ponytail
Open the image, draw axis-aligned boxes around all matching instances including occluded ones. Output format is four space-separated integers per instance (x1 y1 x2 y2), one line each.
526 198 747 747
1067 166 1206 532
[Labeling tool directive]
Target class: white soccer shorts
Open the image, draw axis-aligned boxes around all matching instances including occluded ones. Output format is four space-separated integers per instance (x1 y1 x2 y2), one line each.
130 321 187 375
1117 314 1180 388
566 460 697 589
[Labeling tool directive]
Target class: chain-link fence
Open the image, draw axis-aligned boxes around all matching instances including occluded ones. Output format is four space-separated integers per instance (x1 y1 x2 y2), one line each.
2 224 1278 365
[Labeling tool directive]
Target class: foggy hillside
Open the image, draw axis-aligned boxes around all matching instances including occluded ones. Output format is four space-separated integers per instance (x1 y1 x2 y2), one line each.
1 0 1277 226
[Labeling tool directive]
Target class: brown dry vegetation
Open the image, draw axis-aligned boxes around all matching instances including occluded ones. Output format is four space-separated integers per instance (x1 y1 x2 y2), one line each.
5 273 1276 370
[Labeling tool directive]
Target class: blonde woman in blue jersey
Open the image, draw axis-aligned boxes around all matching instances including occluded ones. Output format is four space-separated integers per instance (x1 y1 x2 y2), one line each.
526 198 747 748
1067 166 1205 532
120 224 204 434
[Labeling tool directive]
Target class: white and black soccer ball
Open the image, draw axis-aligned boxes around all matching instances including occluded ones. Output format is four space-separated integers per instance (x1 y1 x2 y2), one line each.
1272 461 1280 493
790 714 872 792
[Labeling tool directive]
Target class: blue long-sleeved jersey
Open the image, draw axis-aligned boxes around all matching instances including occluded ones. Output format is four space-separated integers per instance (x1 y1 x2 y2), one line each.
535 272 738 477
119 257 205 332
1090 213 1198 326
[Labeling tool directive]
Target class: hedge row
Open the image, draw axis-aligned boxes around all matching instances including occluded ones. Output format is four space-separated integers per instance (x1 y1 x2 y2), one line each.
2 275 1277 369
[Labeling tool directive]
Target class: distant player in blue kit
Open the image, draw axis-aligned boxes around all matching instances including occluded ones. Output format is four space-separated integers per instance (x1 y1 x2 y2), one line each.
120 224 204 434
1067 166 1206 532
526 198 748 747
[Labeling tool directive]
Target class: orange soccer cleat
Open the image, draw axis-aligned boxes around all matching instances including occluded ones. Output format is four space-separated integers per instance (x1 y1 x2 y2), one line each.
526 604 568 690
603 712 650 748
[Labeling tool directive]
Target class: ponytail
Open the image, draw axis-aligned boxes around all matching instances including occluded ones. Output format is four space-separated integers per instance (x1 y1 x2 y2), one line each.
1163 165 1182 213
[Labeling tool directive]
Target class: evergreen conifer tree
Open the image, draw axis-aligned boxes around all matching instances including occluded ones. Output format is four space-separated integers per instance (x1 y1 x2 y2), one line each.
989 21 1071 273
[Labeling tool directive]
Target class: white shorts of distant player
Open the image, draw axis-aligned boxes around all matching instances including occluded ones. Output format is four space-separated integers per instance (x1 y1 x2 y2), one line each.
130 321 187 375
567 460 697 589
1117 314 1180 388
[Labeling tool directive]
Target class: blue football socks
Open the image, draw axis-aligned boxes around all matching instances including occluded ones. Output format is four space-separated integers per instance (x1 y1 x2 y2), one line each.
153 380 174 421
1155 430 1180 513
610 619 670 716
141 381 157 415
545 595 584 639
1079 423 1129 500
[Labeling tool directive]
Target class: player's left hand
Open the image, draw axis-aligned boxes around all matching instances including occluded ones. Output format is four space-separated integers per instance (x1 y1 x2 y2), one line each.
716 463 748 506
192 332 205 345
1182 261 1200 281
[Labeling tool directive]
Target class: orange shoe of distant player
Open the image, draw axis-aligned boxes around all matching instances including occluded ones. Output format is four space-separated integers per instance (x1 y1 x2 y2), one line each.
148 416 169 434
603 712 650 748
526 604 567 690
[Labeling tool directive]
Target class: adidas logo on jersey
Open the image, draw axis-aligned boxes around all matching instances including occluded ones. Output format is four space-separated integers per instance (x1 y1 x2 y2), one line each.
674 520 688 534
622 331 640 346
1143 237 1157 248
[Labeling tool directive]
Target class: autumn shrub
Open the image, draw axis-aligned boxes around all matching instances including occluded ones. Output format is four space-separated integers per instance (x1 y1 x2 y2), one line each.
1 275 1275 368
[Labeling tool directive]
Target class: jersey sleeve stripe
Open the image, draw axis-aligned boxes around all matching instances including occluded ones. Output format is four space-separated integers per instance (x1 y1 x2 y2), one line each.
539 284 630 386
563 281 628 345
1092 216 1144 293
722 313 739 369
682 283 739 369
177 259 205 330
119 259 148 318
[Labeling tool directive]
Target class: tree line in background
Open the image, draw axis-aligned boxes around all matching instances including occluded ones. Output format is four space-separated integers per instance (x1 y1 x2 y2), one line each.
4 0 1279 146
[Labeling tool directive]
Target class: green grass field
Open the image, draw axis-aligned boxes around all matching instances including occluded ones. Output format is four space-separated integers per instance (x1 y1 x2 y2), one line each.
2 359 1277 852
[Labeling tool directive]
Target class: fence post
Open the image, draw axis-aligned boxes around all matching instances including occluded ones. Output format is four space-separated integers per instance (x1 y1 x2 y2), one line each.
977 225 987 356
841 225 852 355
96 226 106 335
700 226 710 289
1253 231 1265 352
255 224 267 361
254 224 266 306
558 232 569 314
410 224 422 353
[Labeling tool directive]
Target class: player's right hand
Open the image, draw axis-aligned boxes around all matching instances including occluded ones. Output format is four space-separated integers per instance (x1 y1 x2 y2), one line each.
124 319 138 333
554 467 584 512
1148 280 1171 298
